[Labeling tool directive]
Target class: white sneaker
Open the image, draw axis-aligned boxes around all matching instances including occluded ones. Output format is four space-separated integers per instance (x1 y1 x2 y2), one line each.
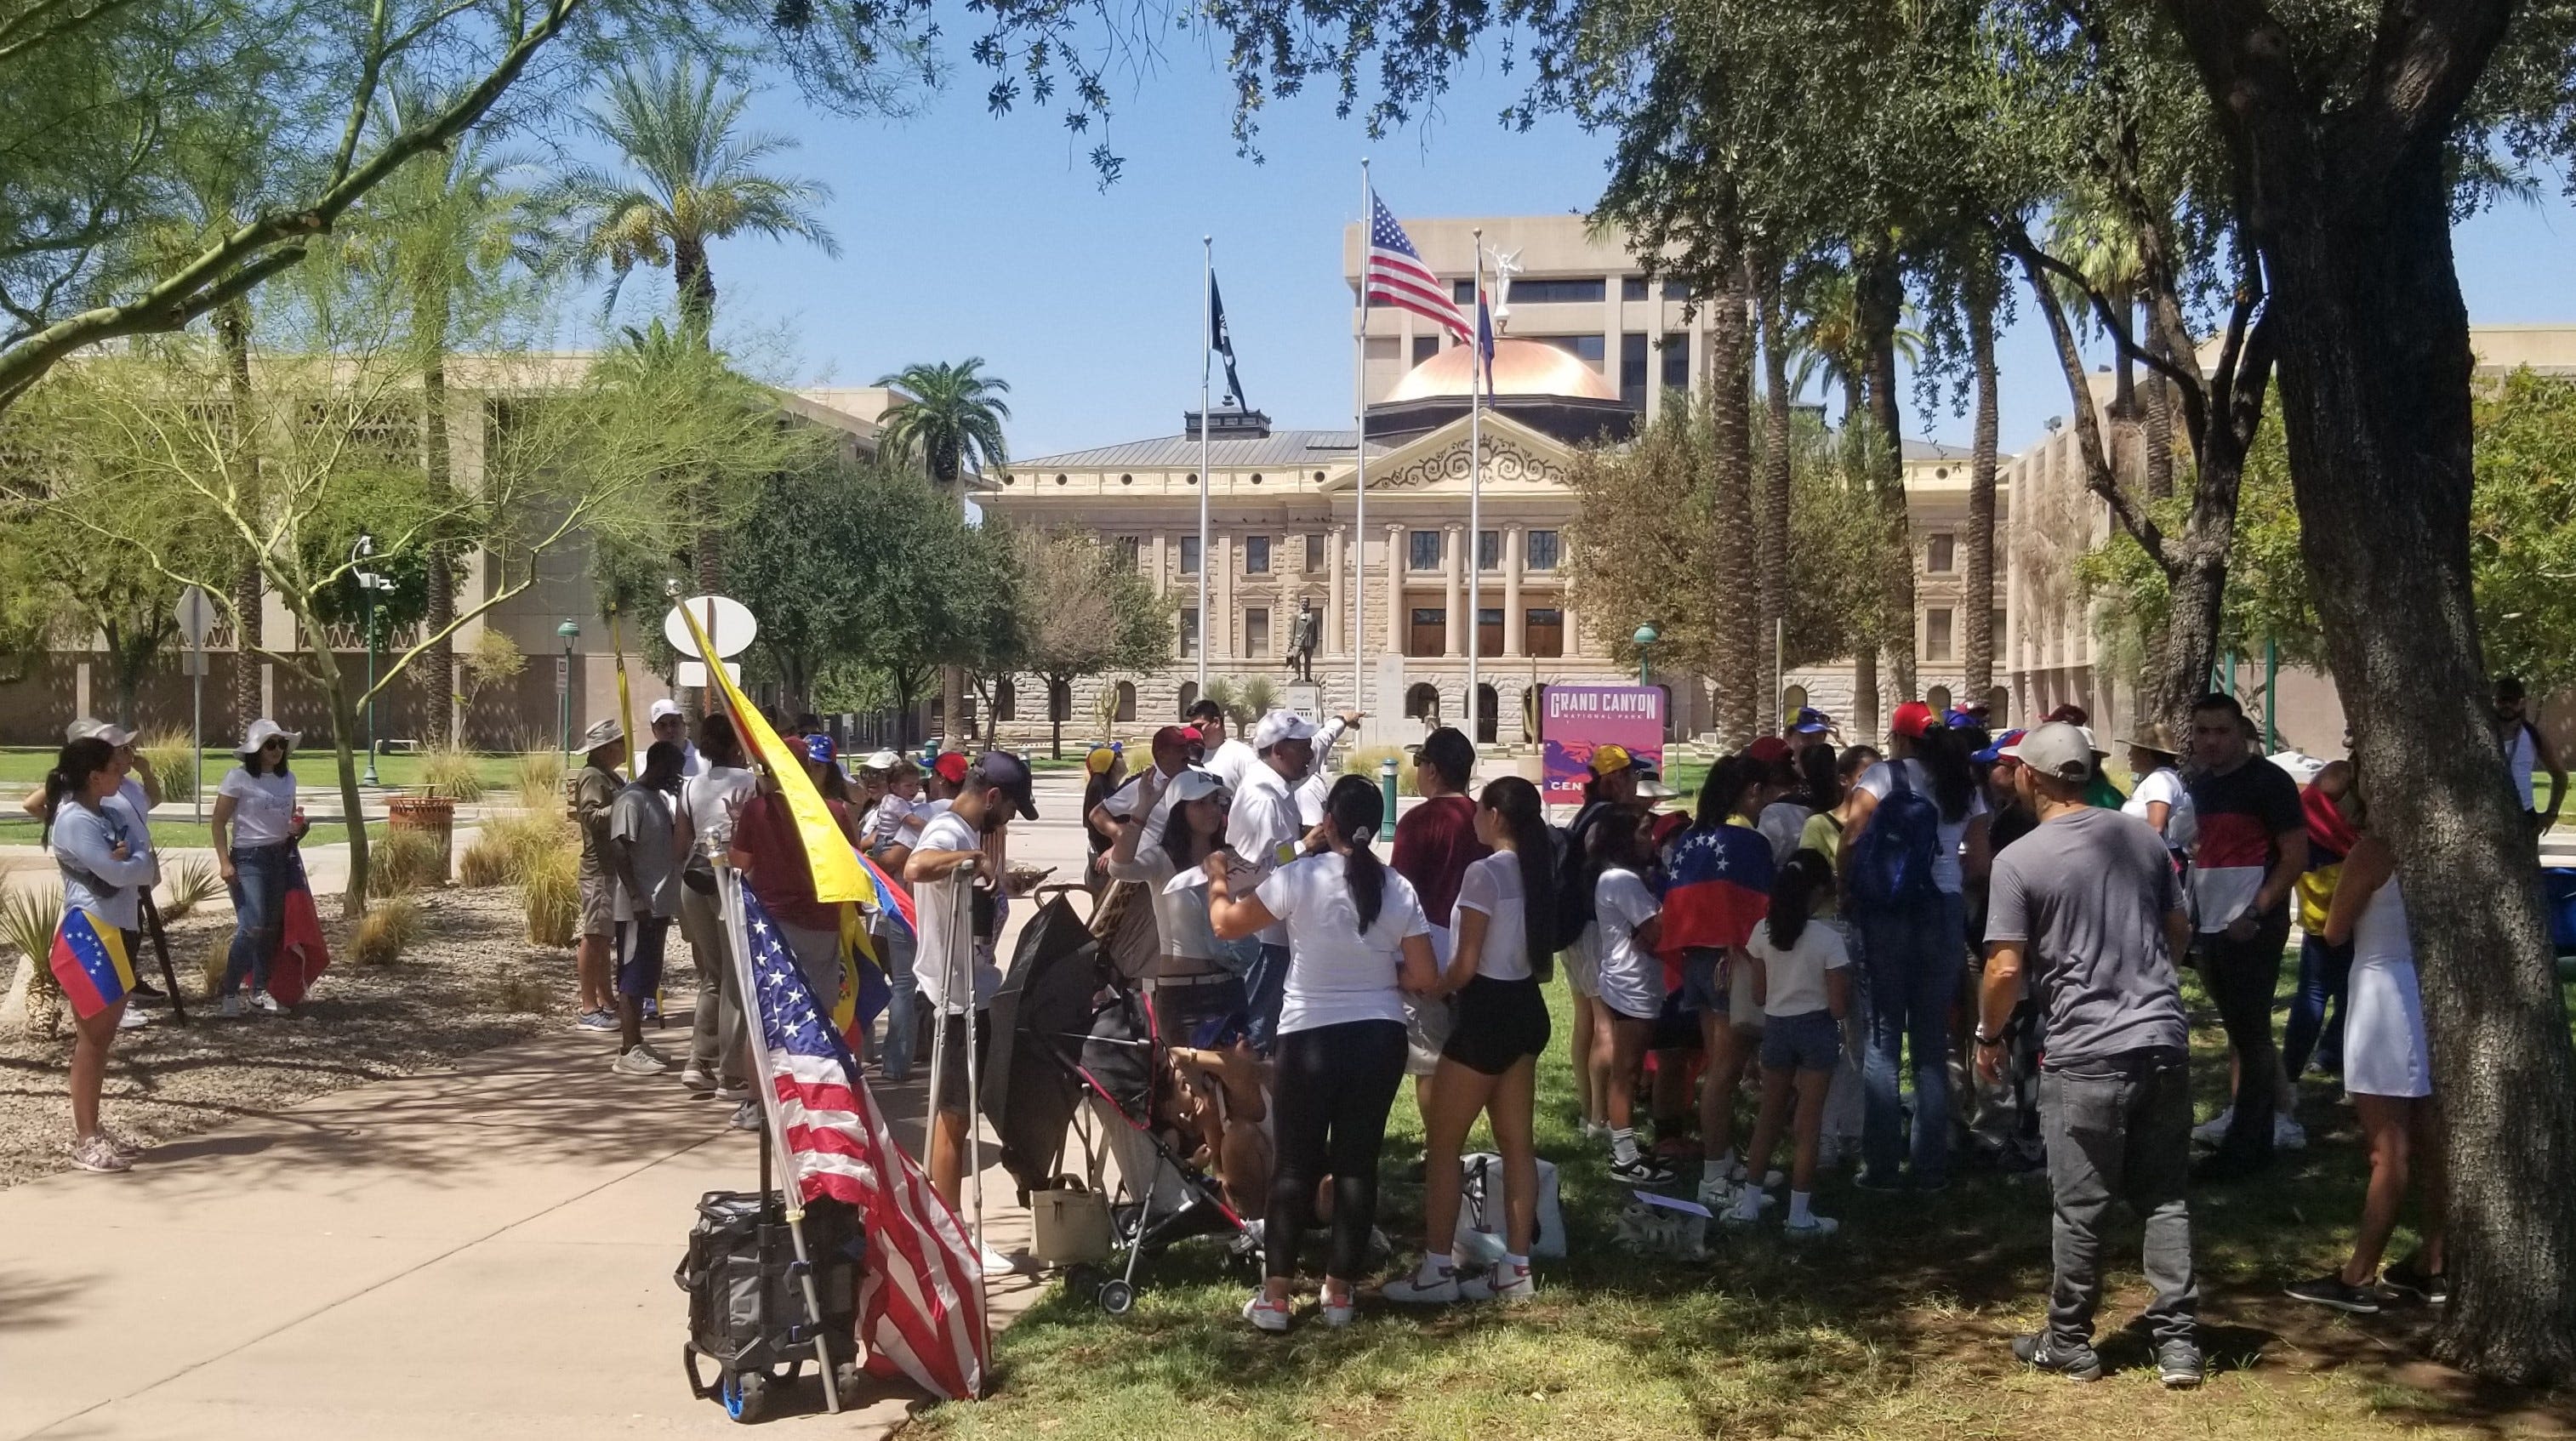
2275 1114 2308 1151
612 1045 670 1077
1695 1176 1737 1212
217 995 245 1019
728 1100 763 1131
1382 1265 1461 1305
977 1243 1019 1274
251 992 286 1015
679 1065 715 1094
1784 1213 1841 1239
1457 1263 1535 1304
1319 1293 1356 1328
2191 1107 2234 1145
1243 1292 1291 1333
117 1007 151 1029
67 1136 131 1173
713 1082 753 1103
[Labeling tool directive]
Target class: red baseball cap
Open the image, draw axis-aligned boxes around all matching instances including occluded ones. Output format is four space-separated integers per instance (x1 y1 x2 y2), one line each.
930 751 970 784
1891 700 1938 739
1745 736 1792 766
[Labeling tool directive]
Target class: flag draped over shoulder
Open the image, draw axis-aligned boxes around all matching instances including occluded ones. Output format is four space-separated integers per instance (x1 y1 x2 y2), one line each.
740 887 987 1400
671 601 866 905
51 908 133 1018
1659 821 1775 955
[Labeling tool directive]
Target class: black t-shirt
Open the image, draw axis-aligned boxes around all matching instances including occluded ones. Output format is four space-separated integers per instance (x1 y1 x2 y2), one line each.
1990 800 2040 856
2185 757 2304 928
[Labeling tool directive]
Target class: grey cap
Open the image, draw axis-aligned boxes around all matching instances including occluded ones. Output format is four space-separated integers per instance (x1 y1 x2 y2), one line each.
579 717 625 753
2002 721 2093 783
68 717 137 748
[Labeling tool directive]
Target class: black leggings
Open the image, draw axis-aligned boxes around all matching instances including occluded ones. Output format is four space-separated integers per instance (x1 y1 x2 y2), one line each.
1267 1018 1407 1281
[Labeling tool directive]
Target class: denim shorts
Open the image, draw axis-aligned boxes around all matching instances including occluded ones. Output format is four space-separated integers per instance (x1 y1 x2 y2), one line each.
1760 1009 1841 1072
1681 947 1727 1014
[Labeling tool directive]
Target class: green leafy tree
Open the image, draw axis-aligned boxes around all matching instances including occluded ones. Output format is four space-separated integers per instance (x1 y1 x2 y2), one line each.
1003 526 1172 758
875 356 1013 739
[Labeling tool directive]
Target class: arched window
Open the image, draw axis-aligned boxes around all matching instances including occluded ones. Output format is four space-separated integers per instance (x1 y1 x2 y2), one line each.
1983 683 2011 717
994 682 1017 722
1519 685 1542 743
1781 683 1809 728
1114 681 1137 722
1926 684 1954 715
1405 682 1442 723
1048 678 1072 722
1177 681 1200 720
1473 683 1499 744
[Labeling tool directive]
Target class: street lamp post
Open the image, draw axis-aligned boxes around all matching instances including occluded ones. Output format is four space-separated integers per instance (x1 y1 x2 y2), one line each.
352 533 383 788
1633 624 1658 688
556 618 581 760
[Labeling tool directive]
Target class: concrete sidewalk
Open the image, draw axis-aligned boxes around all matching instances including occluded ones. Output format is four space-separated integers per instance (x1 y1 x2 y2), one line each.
0 1026 1046 1440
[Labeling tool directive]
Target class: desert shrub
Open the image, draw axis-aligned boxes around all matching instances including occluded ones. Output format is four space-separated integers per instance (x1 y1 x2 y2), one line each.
521 844 578 948
510 750 566 809
419 745 487 802
368 829 445 897
199 932 229 1000
457 829 511 888
1340 744 1422 798
354 896 419 965
493 965 554 1013
3 885 64 1037
159 856 222 920
484 806 575 885
137 728 198 803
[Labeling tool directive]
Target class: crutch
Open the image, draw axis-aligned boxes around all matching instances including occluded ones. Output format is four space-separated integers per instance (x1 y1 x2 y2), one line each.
951 858 994 1388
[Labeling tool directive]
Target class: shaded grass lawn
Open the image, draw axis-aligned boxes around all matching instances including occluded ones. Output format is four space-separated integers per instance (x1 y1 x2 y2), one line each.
916 974 2576 1441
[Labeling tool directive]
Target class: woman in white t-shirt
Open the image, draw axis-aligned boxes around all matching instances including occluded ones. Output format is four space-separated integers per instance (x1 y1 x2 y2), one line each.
1103 766 1248 1042
1582 806 1671 1187
210 719 305 1017
2122 728 2197 856
673 715 759 1099
1208 775 1435 1333
1727 852 1852 1238
1385 775 1558 1307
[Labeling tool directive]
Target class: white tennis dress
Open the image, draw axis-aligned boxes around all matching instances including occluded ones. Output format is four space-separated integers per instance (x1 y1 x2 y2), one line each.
2344 878 2431 1099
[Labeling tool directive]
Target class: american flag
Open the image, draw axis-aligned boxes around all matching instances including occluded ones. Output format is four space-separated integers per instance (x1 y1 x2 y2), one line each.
1365 191 1468 339
741 886 988 1400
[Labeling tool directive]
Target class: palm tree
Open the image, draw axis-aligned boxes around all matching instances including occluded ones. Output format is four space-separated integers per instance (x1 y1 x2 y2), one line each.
544 55 838 335
363 79 545 745
875 358 1012 742
875 358 1013 489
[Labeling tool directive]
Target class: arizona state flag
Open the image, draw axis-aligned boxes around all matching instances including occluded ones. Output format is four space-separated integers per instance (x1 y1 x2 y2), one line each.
51 909 134 1019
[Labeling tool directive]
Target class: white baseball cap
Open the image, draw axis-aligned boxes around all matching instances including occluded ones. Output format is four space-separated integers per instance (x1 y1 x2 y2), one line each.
67 717 137 748
648 698 685 723
1169 767 1234 805
2000 722 2092 782
860 748 903 772
1251 709 1316 750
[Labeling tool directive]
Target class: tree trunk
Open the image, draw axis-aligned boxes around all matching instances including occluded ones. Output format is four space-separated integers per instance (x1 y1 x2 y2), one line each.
420 347 455 748
2108 282 2139 419
1963 285 1999 700
216 301 263 735
2142 330 2177 500
1855 240 1917 702
301 636 370 918
675 236 716 339
2256 134 2576 1385
1757 276 1795 728
1852 647 1879 741
1706 253 1760 749
1838 372 1863 434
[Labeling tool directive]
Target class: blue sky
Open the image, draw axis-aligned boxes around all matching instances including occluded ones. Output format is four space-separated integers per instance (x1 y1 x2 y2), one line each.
589 31 2576 463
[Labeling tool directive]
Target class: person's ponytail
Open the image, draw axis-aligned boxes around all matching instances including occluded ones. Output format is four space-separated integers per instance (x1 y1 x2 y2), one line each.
1765 849 1832 951
1325 774 1388 934
40 738 115 846
1479 775 1558 977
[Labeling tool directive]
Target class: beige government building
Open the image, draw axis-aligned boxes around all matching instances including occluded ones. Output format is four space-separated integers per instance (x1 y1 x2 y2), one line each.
984 214 1994 746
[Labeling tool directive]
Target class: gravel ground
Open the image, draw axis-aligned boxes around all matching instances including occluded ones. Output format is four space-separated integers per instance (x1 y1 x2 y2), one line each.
0 886 626 1188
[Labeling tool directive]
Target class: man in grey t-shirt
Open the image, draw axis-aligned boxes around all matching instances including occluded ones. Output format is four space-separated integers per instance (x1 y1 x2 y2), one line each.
606 741 685 1077
1979 722 2200 1389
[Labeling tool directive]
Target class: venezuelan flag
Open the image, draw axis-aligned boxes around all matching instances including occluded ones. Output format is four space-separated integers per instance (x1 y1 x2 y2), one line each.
670 601 867 905
855 848 916 939
51 909 134 1019
1659 820 1776 954
833 903 894 1047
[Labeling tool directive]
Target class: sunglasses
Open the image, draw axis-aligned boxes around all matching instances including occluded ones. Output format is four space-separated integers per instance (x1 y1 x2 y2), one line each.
260 739 288 752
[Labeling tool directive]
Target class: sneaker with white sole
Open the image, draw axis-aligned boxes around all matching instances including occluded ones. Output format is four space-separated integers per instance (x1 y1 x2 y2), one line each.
68 1136 131 1173
1319 1294 1356 1328
713 1083 753 1103
1243 1292 1291 1333
2274 1114 2308 1151
251 992 285 1015
217 995 245 1019
1382 1265 1461 1304
1579 1120 1609 1143
2191 1107 2233 1146
101 1127 149 1159
117 1007 151 1029
1783 1213 1841 1239
1610 1154 1676 1187
679 1065 715 1095
728 1100 763 1131
613 1045 671 1077
575 1009 618 1032
1457 1263 1535 1304
977 1244 1019 1274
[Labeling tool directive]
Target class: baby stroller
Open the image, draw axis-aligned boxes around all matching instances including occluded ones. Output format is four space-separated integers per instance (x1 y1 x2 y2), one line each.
984 888 1256 1315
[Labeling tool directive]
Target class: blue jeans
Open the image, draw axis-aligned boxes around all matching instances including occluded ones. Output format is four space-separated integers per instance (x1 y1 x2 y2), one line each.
1243 943 1291 1056
2281 932 2351 1081
1856 890 1965 1188
881 927 920 1081
223 843 293 997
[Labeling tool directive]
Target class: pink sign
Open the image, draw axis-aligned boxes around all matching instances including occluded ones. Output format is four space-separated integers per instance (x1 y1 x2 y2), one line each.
1541 684 1666 804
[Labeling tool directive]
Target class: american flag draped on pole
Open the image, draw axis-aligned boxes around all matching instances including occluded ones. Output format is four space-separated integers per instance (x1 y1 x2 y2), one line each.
739 884 988 1400
1365 191 1468 339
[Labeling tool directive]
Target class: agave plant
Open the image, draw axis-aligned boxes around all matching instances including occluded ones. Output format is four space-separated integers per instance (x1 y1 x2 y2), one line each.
2 885 65 1036
160 857 222 920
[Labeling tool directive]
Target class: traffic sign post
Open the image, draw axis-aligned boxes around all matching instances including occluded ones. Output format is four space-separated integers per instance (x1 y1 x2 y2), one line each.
175 586 215 821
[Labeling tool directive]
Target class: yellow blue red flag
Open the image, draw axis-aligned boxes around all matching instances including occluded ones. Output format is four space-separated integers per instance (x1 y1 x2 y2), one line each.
670 600 866 905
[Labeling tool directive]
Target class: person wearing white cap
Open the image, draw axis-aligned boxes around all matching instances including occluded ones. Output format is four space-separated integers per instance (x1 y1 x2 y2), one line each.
211 719 306 1017
1978 721 2201 1388
648 698 702 777
24 720 168 1010
1224 709 1317 1052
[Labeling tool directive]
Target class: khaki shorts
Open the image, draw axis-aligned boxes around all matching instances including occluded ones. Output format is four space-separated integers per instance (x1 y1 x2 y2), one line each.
578 873 614 939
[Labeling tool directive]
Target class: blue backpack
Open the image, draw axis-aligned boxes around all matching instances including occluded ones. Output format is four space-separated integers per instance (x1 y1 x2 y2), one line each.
1847 761 1942 908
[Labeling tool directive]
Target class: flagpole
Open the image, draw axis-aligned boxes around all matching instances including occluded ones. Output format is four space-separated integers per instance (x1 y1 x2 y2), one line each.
1353 161 1370 724
1199 235 1213 694
1468 229 1483 745
720 865 846 1415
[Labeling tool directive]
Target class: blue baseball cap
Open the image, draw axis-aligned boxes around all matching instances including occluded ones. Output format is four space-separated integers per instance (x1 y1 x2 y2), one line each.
801 733 837 766
1792 707 1832 735
1973 728 2026 765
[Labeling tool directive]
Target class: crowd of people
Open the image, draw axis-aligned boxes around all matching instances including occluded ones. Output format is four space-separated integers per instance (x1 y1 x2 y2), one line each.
32 675 2545 1386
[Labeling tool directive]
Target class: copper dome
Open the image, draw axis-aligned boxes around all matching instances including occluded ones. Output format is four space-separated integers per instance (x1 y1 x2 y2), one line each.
1383 338 1621 404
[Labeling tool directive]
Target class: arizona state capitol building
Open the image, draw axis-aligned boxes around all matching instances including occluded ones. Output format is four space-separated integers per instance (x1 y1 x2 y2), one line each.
983 214 1997 748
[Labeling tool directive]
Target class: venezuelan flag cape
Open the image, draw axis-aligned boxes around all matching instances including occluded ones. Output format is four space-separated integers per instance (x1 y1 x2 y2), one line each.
1659 820 1775 955
51 908 134 1019
856 848 916 939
